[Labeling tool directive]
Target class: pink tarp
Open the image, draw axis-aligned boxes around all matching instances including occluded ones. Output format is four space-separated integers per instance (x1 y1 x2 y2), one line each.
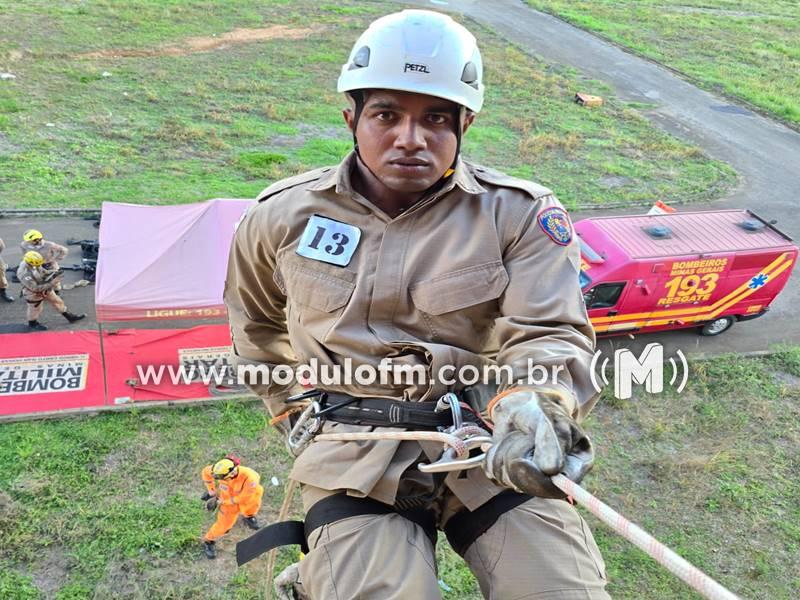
95 199 253 322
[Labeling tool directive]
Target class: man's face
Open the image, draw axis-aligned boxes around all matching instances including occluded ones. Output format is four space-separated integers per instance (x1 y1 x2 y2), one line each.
344 90 474 193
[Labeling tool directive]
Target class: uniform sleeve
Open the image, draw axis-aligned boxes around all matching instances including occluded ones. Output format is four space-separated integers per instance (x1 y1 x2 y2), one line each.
201 465 216 494
223 203 300 417
51 242 68 262
494 194 598 421
0 238 5 253
17 266 50 292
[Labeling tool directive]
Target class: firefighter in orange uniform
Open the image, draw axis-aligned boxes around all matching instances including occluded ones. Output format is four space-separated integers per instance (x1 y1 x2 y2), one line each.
200 455 263 559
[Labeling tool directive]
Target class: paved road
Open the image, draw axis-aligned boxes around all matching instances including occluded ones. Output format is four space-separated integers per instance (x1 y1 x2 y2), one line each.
0 217 213 333
406 0 800 357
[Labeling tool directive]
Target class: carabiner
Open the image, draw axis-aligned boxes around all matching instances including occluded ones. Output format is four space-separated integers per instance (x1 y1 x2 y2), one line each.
287 401 322 454
417 435 493 473
435 392 463 431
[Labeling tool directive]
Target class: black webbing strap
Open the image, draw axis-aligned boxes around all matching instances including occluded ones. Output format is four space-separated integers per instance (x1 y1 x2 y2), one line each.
236 520 307 566
304 493 437 549
443 491 533 556
320 393 454 430
235 493 438 567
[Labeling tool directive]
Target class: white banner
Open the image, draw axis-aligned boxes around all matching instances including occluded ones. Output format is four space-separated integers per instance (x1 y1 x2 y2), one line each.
0 354 90 396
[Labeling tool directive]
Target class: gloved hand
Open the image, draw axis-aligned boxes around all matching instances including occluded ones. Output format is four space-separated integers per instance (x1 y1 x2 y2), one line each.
200 491 213 501
206 496 218 511
483 388 594 499
274 562 308 600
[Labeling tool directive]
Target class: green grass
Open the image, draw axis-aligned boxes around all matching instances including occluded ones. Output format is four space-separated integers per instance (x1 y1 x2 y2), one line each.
2 349 799 598
0 0 735 209
526 0 800 125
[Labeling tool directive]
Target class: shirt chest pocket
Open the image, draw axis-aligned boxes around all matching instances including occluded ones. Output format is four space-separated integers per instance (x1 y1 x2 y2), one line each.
409 261 509 348
276 253 356 343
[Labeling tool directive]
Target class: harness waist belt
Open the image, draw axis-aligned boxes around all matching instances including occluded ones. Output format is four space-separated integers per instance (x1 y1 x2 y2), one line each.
318 392 455 429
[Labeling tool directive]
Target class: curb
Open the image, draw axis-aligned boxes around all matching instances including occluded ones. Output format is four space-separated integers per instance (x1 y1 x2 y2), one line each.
0 393 260 424
0 208 101 218
0 195 723 219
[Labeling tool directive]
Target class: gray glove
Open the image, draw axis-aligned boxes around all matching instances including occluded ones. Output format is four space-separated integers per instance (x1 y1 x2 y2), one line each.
483 389 594 498
205 496 218 511
274 562 308 600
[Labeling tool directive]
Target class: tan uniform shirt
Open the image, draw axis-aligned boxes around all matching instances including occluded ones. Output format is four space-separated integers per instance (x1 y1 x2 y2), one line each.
17 262 59 295
20 240 68 265
225 151 597 509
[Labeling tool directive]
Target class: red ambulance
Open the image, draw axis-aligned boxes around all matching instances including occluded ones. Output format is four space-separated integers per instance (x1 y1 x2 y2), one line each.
575 209 798 336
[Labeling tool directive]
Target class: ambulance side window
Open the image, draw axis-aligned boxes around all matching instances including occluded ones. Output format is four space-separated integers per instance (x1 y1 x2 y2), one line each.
584 283 626 309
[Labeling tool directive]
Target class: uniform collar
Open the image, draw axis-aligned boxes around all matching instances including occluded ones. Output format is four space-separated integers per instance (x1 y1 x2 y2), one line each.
306 151 487 196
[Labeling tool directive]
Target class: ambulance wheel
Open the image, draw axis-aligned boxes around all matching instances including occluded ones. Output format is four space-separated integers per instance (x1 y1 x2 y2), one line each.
699 316 734 336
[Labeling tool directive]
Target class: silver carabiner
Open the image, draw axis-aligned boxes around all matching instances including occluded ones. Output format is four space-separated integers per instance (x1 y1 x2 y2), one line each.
287 401 321 454
435 392 463 431
417 435 493 473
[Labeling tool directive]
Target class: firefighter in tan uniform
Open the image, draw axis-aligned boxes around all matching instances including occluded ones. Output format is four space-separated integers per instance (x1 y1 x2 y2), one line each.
225 10 608 599
21 229 68 292
0 237 14 302
17 251 86 331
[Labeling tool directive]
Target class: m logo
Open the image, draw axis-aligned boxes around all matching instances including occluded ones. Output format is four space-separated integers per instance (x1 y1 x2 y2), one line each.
590 342 688 400
404 63 430 73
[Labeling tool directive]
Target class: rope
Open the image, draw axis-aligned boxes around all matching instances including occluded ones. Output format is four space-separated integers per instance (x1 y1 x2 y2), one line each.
265 478 299 597
551 474 740 600
314 430 470 458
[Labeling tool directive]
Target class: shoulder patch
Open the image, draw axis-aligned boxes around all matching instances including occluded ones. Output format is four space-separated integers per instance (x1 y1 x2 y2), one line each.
537 206 573 245
256 167 333 203
470 164 553 200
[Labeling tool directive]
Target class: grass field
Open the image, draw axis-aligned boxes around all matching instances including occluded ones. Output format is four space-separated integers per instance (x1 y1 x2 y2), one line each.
526 0 800 126
1 349 798 599
0 0 735 210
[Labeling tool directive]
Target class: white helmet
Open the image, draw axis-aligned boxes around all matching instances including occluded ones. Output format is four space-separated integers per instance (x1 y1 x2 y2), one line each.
337 10 484 113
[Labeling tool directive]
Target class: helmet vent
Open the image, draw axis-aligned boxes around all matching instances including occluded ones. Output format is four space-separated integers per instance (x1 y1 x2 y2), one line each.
461 62 479 88
349 46 371 70
642 225 672 239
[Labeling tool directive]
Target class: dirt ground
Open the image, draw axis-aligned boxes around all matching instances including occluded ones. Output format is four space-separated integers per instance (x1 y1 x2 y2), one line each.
76 26 319 59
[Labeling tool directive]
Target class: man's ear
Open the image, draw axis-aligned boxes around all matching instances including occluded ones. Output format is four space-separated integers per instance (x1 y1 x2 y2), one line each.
343 107 355 132
462 111 476 135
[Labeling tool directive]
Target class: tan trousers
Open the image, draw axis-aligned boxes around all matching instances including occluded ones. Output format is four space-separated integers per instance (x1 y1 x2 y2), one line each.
25 289 65 321
297 485 609 600
0 266 7 289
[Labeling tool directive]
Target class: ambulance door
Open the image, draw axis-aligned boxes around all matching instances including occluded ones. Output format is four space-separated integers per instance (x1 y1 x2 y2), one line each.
584 281 640 334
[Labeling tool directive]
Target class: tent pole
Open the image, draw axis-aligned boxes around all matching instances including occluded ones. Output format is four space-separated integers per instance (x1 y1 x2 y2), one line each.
97 320 109 406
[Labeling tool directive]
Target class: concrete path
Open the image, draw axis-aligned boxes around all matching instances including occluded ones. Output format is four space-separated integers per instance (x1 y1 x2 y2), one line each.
407 0 800 357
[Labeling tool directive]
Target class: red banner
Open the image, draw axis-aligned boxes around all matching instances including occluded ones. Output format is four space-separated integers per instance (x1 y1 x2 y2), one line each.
103 324 238 404
0 331 106 416
0 324 245 419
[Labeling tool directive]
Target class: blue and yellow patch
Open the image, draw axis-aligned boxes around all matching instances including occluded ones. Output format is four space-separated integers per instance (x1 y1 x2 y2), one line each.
537 207 572 245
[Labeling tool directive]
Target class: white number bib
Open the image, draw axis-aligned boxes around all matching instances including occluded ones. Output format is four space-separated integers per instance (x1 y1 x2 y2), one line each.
296 215 361 267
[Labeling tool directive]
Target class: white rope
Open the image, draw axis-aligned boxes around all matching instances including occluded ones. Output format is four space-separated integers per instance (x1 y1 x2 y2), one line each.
552 474 739 600
315 430 469 457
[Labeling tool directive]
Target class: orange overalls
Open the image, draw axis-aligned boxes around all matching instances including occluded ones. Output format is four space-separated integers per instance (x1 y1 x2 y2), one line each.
201 465 264 542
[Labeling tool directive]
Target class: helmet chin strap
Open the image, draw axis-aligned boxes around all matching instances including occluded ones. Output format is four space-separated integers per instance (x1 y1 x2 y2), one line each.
349 91 463 194
445 105 466 179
